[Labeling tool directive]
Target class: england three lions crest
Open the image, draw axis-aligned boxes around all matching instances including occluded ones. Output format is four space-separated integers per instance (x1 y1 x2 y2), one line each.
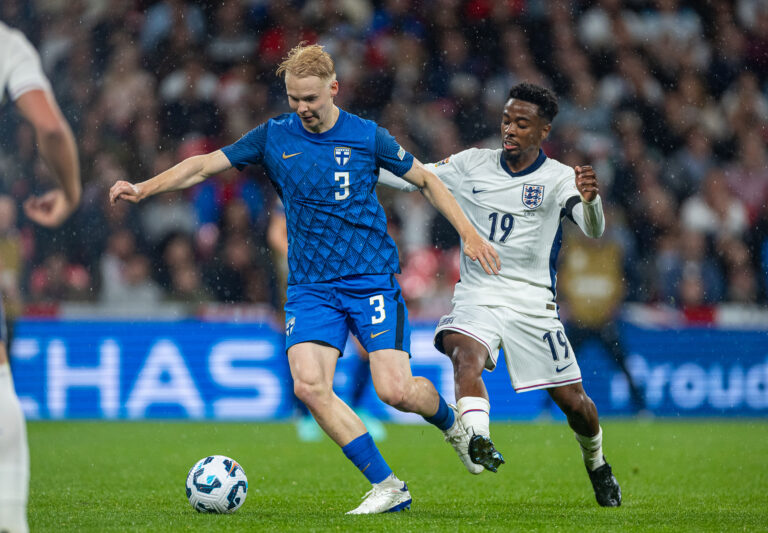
522 183 545 209
334 147 351 166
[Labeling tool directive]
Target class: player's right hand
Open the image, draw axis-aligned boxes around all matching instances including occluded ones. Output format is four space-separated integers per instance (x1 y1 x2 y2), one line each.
463 232 501 275
109 180 142 204
23 189 77 228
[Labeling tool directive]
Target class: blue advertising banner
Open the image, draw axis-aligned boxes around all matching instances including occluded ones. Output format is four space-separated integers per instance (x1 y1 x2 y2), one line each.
9 319 768 420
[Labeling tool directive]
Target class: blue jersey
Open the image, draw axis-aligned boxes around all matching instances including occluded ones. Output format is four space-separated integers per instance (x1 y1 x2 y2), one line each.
222 110 414 285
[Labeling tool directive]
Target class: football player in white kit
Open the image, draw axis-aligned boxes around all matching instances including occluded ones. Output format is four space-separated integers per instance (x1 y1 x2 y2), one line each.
0 20 82 532
378 83 621 507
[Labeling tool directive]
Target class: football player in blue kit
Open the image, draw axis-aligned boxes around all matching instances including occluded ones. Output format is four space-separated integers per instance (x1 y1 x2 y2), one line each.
109 43 500 514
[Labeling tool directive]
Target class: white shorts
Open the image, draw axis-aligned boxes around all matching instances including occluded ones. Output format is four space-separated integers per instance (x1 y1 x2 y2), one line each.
434 304 582 392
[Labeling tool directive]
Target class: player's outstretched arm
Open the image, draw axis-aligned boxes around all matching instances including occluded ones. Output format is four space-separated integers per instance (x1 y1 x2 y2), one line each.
15 89 81 228
109 150 232 205
377 168 419 192
402 160 500 275
573 165 605 238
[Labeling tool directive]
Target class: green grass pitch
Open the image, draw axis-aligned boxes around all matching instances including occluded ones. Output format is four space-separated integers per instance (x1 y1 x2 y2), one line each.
28 420 768 532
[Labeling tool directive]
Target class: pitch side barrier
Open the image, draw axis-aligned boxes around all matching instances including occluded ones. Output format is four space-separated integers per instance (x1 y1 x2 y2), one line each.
9 306 768 420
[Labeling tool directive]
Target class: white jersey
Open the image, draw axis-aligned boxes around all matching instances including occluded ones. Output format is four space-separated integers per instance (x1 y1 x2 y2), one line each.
0 21 51 101
380 148 604 318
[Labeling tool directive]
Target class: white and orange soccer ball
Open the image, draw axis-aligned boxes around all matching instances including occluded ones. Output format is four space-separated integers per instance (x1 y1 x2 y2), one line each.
185 455 248 513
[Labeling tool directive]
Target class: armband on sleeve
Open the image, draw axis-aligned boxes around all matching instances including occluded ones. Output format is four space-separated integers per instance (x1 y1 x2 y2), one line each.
571 195 605 238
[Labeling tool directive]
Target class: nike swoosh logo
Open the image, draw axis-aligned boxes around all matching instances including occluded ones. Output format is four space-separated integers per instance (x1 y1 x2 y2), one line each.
282 152 302 159
370 329 390 339
472 187 486 194
556 362 574 373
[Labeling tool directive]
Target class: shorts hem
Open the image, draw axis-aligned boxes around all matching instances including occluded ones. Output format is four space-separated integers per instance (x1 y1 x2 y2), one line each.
514 376 582 393
434 325 496 370
285 337 345 355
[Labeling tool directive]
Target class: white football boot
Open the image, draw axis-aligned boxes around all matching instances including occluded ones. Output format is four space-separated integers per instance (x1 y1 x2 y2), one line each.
346 474 411 514
443 405 484 475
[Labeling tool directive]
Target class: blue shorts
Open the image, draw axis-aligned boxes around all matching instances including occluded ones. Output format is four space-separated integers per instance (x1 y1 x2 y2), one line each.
284 274 410 355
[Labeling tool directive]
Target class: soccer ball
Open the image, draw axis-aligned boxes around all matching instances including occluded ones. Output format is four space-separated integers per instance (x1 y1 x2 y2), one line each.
185 455 248 513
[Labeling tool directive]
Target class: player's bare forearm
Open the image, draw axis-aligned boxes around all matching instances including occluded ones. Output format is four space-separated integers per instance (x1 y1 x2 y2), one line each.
37 122 81 205
110 150 231 204
420 174 472 240
16 89 81 207
404 163 500 274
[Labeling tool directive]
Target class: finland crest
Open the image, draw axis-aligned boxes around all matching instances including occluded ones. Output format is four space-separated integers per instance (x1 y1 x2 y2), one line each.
334 146 351 166
522 183 545 209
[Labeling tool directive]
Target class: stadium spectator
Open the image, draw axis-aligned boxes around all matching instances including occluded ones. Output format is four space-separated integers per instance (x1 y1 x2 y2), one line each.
656 229 725 306
662 126 718 201
140 0 206 54
99 228 139 301
166 261 212 304
681 169 749 240
99 252 163 307
724 131 768 223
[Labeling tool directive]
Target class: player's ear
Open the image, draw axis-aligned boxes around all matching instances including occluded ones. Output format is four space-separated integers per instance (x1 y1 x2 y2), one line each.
329 79 339 97
540 122 552 142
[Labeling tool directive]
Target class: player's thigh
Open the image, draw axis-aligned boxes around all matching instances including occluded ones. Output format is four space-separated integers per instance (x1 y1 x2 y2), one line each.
368 348 412 390
341 274 411 354
500 310 581 393
284 282 349 353
434 305 503 370
287 341 341 390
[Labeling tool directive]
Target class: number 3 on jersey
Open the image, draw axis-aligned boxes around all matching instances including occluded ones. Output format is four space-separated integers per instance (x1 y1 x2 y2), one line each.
335 172 350 200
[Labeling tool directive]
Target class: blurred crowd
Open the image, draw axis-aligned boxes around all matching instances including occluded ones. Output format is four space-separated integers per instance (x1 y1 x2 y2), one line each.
0 0 766 321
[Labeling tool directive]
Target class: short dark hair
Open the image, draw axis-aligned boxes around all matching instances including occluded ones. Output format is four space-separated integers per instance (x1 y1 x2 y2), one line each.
508 83 559 122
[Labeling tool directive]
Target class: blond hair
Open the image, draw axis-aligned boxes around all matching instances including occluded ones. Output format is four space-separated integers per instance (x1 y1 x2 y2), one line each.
276 43 336 81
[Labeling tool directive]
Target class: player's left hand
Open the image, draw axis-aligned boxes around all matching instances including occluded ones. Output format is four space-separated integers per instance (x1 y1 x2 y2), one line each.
463 232 501 275
575 165 599 203
23 189 76 228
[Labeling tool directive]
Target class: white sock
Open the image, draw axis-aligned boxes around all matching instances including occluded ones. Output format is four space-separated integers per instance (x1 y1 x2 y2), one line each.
574 426 606 472
0 363 29 533
457 396 490 438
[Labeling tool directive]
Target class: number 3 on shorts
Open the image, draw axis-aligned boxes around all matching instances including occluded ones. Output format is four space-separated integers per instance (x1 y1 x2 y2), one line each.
369 295 386 324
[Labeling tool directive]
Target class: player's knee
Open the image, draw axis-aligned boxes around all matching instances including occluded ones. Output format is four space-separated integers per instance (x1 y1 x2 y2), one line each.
448 346 484 377
558 390 592 417
375 381 408 410
293 378 330 408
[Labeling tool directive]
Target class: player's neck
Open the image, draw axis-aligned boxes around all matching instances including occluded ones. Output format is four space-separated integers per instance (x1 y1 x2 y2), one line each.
302 105 340 134
503 148 540 172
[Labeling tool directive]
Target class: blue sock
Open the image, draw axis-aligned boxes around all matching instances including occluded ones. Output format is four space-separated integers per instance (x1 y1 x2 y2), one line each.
423 395 455 431
341 433 392 484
